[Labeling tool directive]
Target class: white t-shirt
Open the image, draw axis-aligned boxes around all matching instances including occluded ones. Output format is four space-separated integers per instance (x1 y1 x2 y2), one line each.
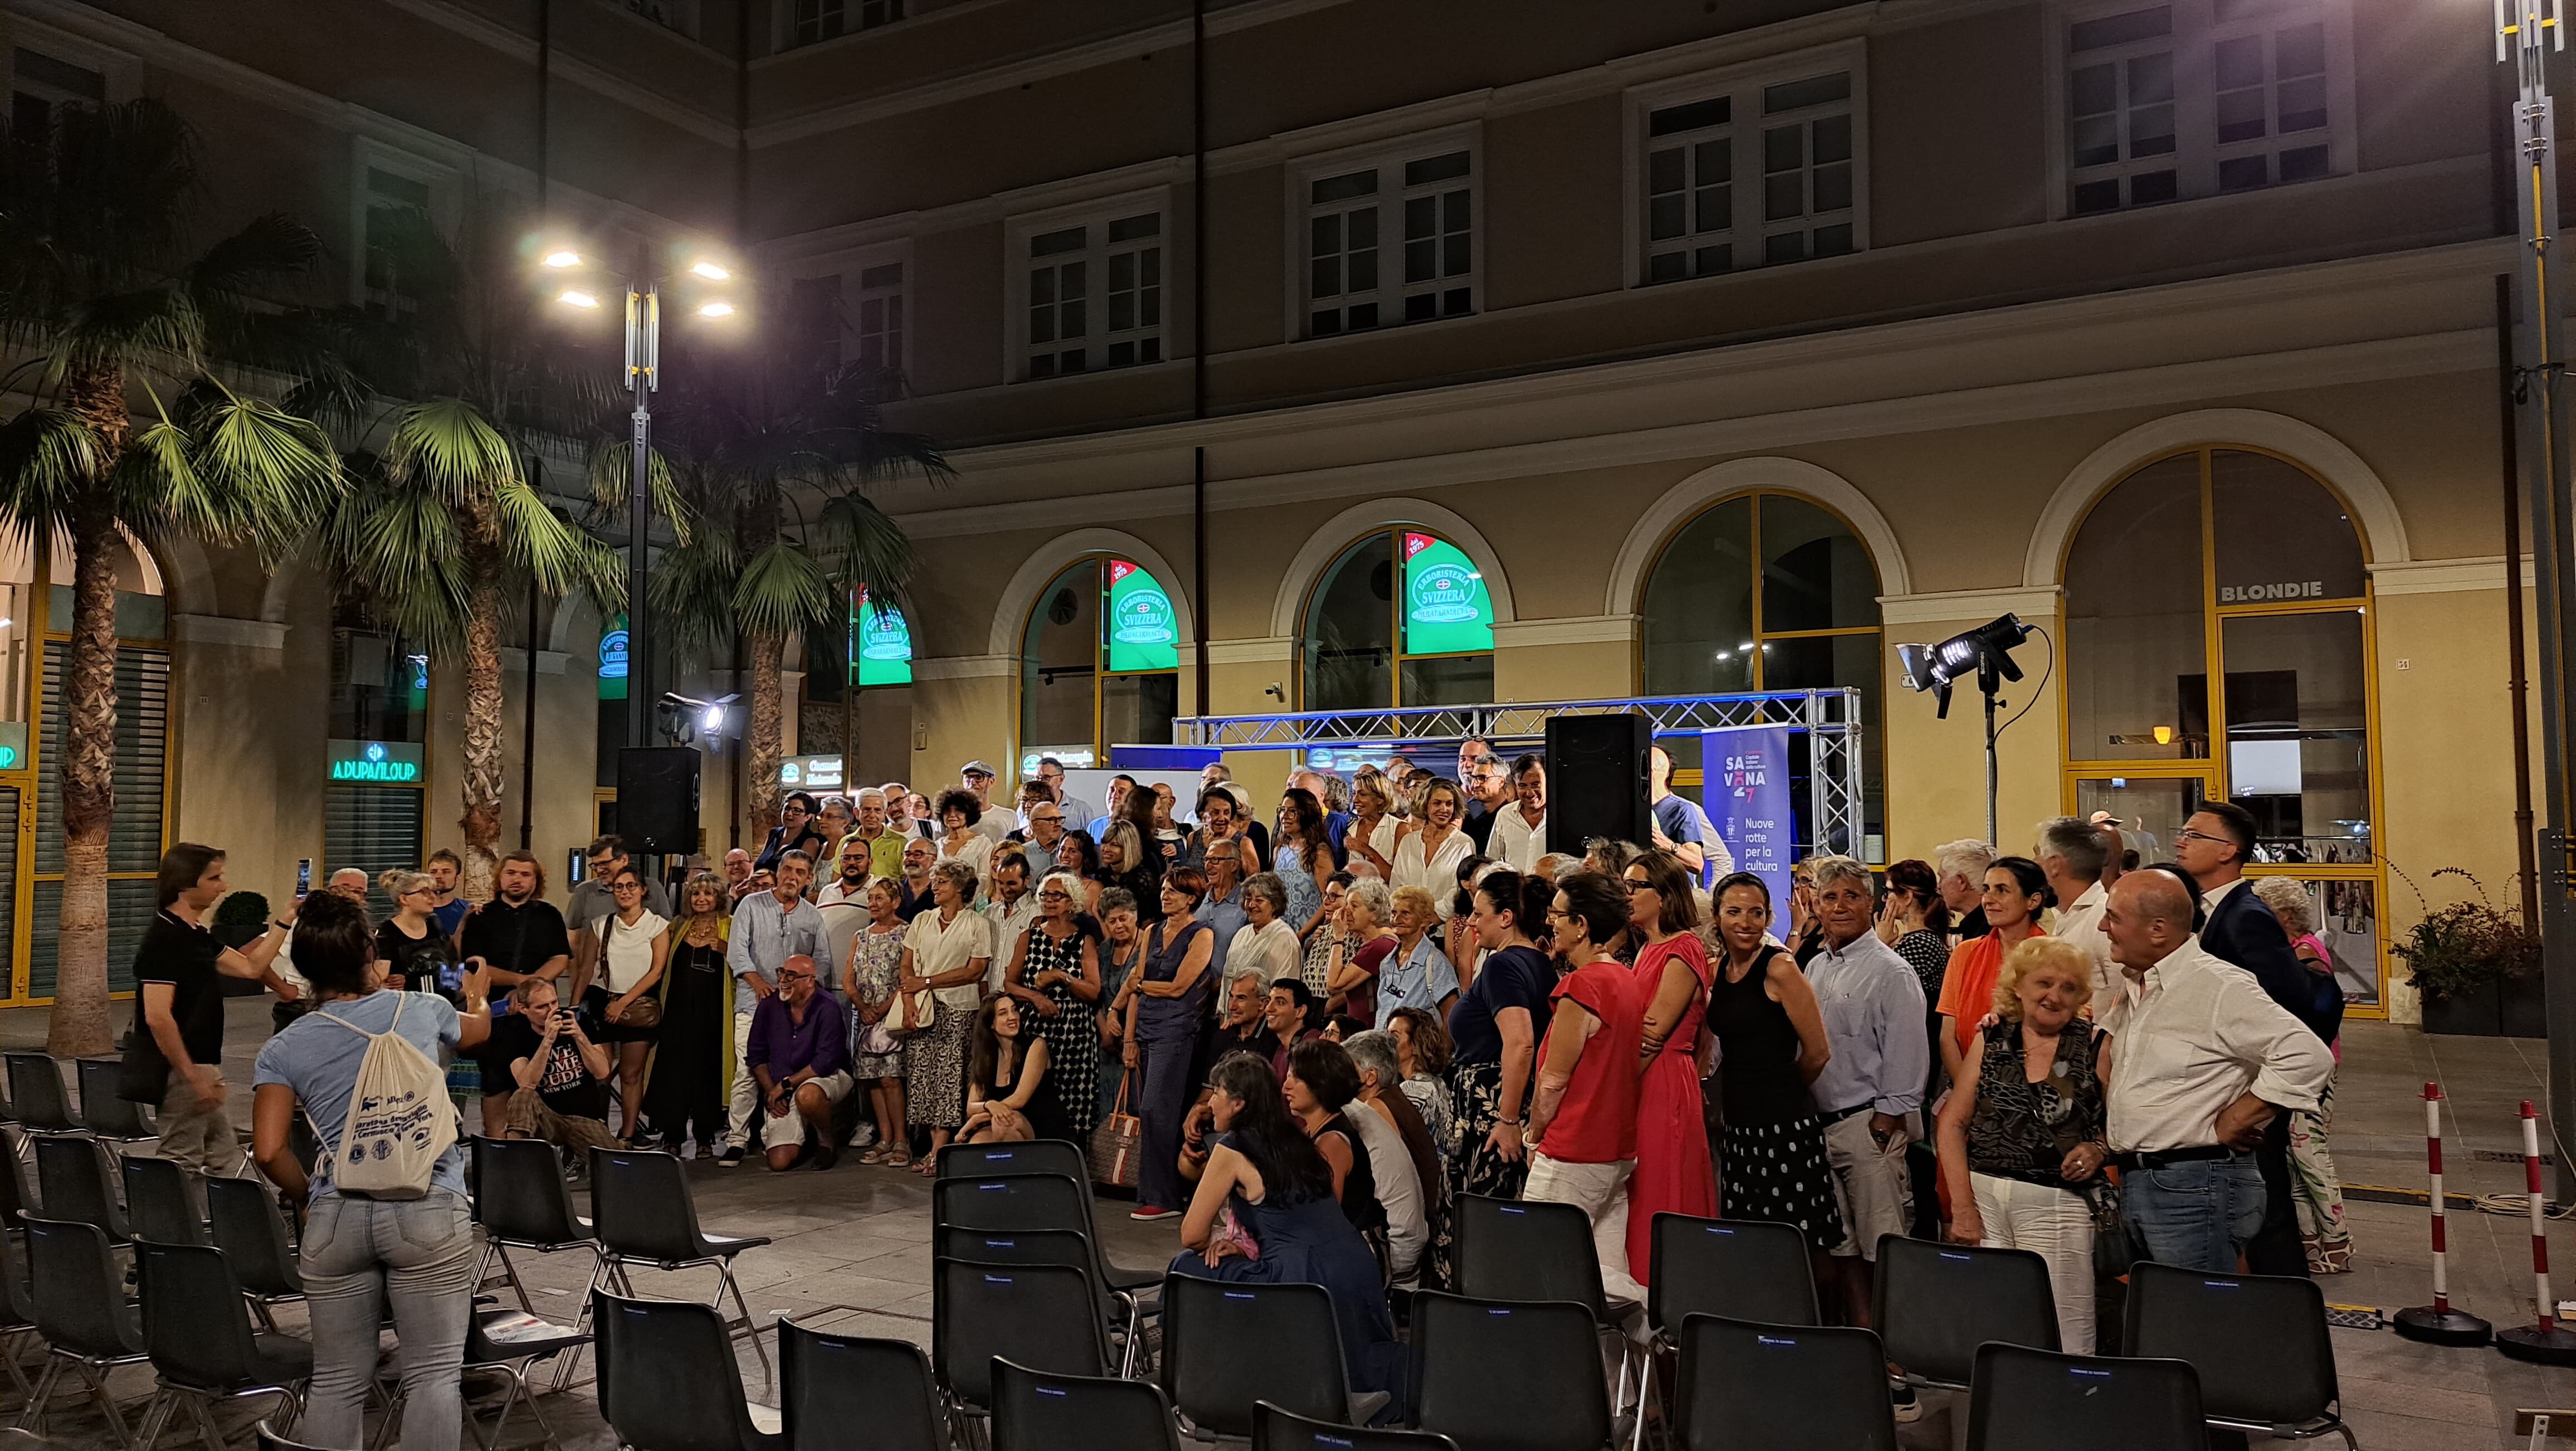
816 879 874 994
1352 1101 1427 1281
904 907 996 1011
1227 918 1303 986
593 910 669 995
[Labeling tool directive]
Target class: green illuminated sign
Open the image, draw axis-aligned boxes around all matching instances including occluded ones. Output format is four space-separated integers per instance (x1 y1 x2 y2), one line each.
0 722 25 770
1104 558 1178 673
328 739 423 784
598 615 628 702
1402 532 1491 655
853 592 913 687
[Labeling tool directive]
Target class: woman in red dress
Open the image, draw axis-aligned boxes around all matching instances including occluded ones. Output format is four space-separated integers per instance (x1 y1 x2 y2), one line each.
1620 849 1716 1282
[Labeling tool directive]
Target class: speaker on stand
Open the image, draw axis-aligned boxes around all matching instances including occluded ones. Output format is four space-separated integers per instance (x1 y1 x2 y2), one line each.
1545 713 1650 851
616 747 702 861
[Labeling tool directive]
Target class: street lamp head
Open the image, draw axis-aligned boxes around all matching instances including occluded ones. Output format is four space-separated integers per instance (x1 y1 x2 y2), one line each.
558 289 600 309
542 250 584 269
697 300 735 318
689 260 731 281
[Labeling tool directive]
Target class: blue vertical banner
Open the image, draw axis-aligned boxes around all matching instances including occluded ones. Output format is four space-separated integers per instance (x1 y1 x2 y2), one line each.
1705 727 1794 910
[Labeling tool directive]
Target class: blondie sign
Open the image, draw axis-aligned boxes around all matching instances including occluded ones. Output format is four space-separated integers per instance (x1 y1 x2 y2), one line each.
1704 726 1793 908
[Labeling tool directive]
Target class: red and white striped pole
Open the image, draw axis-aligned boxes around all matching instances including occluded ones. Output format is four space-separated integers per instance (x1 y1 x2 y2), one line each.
2499 1100 2576 1364
2398 1083 2491 1346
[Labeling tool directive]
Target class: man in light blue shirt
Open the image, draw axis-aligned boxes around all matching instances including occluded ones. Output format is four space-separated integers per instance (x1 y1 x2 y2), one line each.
1199 849 1250 986
1801 855 1927 1328
721 851 826 1165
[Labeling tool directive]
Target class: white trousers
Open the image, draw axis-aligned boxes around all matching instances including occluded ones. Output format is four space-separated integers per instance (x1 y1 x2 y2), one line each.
1969 1171 2096 1354
1521 1152 1645 1307
726 1010 758 1149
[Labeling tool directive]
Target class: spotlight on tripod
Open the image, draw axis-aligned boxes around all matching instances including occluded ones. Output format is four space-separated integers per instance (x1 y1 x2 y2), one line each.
1895 613 2036 842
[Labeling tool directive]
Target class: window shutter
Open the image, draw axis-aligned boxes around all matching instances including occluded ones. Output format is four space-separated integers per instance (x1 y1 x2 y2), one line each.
30 643 168 998
324 786 426 916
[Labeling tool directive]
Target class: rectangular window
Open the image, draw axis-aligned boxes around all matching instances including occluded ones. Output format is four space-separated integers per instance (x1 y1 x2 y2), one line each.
1302 145 1474 337
1021 211 1162 381
853 260 905 376
363 165 436 320
1638 64 1859 285
2064 0 2343 216
787 274 843 377
790 0 898 47
10 48 103 142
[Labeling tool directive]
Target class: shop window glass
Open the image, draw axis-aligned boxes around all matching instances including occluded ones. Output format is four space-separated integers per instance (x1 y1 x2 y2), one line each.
2064 453 2205 760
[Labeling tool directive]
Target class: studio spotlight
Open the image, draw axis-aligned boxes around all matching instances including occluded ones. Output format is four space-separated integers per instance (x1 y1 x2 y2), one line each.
1892 613 2040 843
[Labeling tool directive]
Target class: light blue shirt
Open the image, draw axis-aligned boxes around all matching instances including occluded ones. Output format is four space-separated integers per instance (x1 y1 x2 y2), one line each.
1804 931 1929 1118
1379 933 1461 1015
725 890 828 1016
1199 887 1248 985
253 991 468 1200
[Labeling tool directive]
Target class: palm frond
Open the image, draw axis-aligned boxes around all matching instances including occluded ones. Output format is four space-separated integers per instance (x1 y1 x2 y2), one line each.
322 466 474 651
586 439 691 547
731 539 837 640
57 286 203 379
492 473 623 606
811 489 920 616
182 393 341 556
383 397 520 504
0 408 106 533
648 524 743 657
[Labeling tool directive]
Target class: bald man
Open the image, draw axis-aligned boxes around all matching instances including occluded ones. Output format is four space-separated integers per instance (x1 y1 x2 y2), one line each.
2097 869 2331 1274
747 952 851 1171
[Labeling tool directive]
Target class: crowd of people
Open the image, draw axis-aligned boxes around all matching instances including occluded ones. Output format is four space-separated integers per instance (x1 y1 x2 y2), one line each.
138 741 2355 1440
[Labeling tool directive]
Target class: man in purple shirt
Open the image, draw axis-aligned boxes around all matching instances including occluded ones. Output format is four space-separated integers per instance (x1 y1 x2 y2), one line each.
747 954 853 1171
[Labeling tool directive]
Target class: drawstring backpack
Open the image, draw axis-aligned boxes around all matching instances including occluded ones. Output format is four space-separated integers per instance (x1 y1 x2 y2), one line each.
309 997 456 1199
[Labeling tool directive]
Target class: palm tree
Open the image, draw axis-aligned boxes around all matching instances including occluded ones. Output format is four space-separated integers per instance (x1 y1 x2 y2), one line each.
325 199 623 899
646 359 947 848
0 99 345 1054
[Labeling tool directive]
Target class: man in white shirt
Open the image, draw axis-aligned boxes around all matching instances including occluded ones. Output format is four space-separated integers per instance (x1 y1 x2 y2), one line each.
2035 816 2114 1004
960 761 1014 845
2097 869 2333 1274
1800 856 1928 1326
980 849 1041 995
1488 753 1549 873
813 848 874 995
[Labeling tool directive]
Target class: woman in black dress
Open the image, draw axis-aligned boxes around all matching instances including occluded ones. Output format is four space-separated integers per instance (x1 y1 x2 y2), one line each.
374 870 457 999
1705 873 1842 1254
644 873 731 1156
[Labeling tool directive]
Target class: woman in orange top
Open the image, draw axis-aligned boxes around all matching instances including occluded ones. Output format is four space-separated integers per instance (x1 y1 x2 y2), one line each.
1932 856 2048 1086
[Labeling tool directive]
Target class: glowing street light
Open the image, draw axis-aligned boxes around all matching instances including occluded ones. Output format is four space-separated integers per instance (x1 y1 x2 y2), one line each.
697 301 735 318
542 250 584 269
557 289 599 309
689 260 731 281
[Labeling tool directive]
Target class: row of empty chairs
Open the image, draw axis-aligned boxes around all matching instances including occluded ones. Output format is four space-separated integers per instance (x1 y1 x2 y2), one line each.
1 1052 158 1147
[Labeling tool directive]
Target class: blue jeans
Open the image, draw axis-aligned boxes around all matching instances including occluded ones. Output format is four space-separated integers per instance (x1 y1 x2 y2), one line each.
300 1189 477 1451
2122 1152 2265 1274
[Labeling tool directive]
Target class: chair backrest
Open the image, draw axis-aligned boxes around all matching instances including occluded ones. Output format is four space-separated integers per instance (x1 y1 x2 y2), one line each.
4 1055 75 1133
1253 1402 1461 1451
1451 1194 1608 1319
778 1317 942 1451
1650 1214 1819 1331
204 1176 304 1298
23 1215 141 1357
991 1356 1180 1451
1411 1291 1611 1451
121 1154 207 1247
936 1140 1088 1184
1871 1235 2060 1388
32 1133 126 1239
2124 1260 2338 1430
933 1259 1108 1412
591 1148 714 1263
0 1223 33 1330
1159 1274 1350 1437
1674 1314 1896 1451
0 1134 30 1231
474 1136 592 1247
1964 1343 2207 1451
75 1059 152 1138
594 1291 774 1451
136 1240 272 1391
931 1172 1092 1236
934 1226 1093 1275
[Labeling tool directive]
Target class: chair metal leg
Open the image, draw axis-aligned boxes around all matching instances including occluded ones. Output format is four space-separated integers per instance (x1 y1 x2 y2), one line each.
547 1248 608 1393
719 1263 773 1387
0 1330 33 1404
16 1357 61 1431
73 1360 139 1451
369 1386 405 1451
127 1391 172 1451
183 1393 228 1451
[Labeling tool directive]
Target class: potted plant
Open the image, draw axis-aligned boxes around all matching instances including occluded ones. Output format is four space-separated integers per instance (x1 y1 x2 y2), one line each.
210 891 276 997
2392 869 2540 1037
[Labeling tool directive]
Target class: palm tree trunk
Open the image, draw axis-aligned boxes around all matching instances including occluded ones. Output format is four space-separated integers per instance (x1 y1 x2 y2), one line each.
743 629 784 850
50 367 127 1056
456 544 506 902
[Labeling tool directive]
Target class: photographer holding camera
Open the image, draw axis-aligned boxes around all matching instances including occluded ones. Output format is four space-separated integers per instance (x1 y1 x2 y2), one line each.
489 976 620 1156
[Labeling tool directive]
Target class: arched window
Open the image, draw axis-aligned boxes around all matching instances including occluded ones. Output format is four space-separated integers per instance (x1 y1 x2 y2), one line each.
2062 446 2383 1009
1639 491 1884 854
325 593 428 914
1301 528 1494 712
1020 554 1179 767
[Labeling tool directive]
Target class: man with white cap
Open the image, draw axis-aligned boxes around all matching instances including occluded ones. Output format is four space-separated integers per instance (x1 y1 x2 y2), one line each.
960 761 1013 845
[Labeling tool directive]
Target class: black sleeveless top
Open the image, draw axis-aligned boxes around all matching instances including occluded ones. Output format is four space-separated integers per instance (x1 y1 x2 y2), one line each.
1965 1020 2106 1189
1707 947 1814 1128
1318 1111 1386 1238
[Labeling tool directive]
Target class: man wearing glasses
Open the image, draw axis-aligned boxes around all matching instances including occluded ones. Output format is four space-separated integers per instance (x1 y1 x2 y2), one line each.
569 835 670 928
1018 802 1069 861
721 851 826 1166
746 953 853 1171
1032 756 1094 832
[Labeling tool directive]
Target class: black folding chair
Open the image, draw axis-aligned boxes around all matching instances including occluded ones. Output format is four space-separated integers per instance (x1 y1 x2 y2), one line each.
991 1355 1179 1451
19 1216 150 1445
257 1420 336 1451
935 1139 1089 1184
130 1240 311 1451
933 1173 1159 1371
72 1061 155 1148
592 1289 783 1451
1252 1403 1459 1451
31 1133 127 1242
120 1155 207 1248
1452 1194 1642 1421
1671 1314 1897 1451
1647 1213 1819 1348
1964 1342 2207 1451
0 1139 30 1233
2124 1260 2357 1447
778 1313 942 1451
2 1058 75 1137
376 1304 591 1451
933 1259 1107 1437
1160 1273 1385 1439
1412 1290 1619 1451
1871 1235 2060 1394
591 1147 774 1385
472 1136 602 1385
204 1176 305 1332
0 1229 40 1401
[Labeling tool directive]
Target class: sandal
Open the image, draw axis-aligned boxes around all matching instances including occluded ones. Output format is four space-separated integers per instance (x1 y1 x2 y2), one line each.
881 1149 911 1168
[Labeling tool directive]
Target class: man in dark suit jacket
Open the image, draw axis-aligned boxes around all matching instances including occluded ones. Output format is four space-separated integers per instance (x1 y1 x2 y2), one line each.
2175 799 2340 1279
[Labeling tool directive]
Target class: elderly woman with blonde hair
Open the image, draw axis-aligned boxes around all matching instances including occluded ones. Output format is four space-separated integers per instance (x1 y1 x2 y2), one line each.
2252 876 2352 1273
1933 936 2112 1352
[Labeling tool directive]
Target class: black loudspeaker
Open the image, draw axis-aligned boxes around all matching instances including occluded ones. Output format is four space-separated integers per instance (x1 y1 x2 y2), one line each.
616 747 701 857
1546 713 1650 851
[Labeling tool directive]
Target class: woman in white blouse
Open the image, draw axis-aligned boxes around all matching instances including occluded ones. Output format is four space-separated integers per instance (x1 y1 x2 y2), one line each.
1227 873 1304 986
1344 769 1401 880
1392 777 1475 919
898 860 994 1174
588 865 670 1140
935 787 996 898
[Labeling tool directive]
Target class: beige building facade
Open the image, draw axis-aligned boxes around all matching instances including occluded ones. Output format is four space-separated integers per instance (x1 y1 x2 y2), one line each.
0 0 2526 1020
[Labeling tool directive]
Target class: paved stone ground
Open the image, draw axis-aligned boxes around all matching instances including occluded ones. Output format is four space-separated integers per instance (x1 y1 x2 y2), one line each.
4 1003 2569 1448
